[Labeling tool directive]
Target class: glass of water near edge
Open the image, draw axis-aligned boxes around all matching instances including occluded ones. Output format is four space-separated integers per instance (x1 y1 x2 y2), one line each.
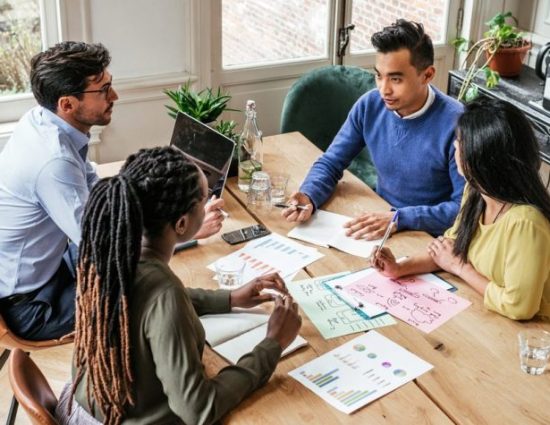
215 258 246 290
518 329 550 375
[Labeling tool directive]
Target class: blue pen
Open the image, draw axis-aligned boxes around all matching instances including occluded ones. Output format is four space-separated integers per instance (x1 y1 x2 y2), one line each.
375 211 399 256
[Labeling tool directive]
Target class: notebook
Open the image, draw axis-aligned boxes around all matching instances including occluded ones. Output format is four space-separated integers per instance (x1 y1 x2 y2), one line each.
200 308 308 364
169 112 235 198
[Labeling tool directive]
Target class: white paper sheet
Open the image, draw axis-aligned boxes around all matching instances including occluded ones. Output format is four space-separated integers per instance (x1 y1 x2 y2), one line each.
287 210 382 258
289 331 433 414
208 233 324 284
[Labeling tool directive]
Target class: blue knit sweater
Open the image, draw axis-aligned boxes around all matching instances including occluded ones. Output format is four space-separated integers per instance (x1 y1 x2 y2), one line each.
300 86 465 236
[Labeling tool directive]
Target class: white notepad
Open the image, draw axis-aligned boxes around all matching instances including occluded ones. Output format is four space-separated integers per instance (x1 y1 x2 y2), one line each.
287 210 382 258
200 308 307 364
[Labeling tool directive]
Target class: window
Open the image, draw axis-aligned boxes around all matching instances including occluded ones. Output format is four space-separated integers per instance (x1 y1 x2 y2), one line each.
0 0 42 97
349 0 448 54
221 0 331 69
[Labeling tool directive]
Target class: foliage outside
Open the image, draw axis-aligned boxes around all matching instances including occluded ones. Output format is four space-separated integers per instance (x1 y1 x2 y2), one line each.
0 0 41 96
453 12 529 102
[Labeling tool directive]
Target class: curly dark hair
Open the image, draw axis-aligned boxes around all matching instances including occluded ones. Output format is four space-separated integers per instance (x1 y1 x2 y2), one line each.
371 19 434 71
30 41 111 111
71 146 203 425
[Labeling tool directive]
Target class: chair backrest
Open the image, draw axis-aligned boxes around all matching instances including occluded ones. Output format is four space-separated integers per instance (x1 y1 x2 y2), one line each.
0 312 74 351
8 348 59 425
280 65 376 152
280 65 378 189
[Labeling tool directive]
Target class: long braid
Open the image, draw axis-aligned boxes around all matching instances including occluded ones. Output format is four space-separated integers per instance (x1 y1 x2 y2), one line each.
72 146 203 425
72 176 142 425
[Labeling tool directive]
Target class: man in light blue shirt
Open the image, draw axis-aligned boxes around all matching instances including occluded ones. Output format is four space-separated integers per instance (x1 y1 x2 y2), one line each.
0 42 117 340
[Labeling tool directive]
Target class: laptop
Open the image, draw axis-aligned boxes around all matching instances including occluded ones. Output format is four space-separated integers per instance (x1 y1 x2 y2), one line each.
169 112 236 198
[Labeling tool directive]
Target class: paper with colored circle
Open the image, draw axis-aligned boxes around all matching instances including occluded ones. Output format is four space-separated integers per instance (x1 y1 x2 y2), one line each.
289 331 433 414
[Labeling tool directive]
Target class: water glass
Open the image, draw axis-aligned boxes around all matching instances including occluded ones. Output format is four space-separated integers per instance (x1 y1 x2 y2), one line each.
270 172 289 204
247 171 271 212
518 329 550 375
215 258 246 289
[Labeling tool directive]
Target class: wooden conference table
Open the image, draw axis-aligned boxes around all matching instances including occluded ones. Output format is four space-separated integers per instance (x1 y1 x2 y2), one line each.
98 133 550 425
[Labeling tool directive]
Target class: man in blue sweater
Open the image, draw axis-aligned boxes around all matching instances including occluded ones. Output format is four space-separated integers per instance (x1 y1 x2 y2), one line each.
283 20 465 239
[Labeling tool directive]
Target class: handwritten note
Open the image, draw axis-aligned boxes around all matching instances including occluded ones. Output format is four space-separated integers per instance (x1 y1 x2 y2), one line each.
288 274 396 339
344 272 471 333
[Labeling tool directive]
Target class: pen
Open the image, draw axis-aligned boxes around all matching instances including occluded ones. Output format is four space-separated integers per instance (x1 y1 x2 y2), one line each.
218 208 229 218
273 202 309 210
375 211 399 257
334 285 364 309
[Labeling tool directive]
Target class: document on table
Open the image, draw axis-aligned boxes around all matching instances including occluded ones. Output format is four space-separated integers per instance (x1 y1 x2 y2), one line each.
201 308 307 364
343 270 471 333
207 233 324 284
289 331 433 414
324 267 456 319
287 210 382 258
287 273 396 339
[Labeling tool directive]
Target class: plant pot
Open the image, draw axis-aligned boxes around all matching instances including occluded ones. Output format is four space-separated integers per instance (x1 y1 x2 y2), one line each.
486 42 531 77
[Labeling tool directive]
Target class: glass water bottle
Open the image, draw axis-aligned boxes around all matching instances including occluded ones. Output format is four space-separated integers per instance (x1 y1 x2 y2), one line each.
238 100 263 192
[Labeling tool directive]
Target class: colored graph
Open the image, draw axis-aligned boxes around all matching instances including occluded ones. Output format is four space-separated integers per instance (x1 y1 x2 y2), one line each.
289 331 433 414
327 387 377 407
300 369 340 388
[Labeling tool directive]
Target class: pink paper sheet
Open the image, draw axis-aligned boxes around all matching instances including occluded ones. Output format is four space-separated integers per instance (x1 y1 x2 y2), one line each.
344 272 471 333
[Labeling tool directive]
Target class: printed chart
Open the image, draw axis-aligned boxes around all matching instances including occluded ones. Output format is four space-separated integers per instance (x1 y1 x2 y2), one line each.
208 233 323 284
288 274 395 339
289 331 433 414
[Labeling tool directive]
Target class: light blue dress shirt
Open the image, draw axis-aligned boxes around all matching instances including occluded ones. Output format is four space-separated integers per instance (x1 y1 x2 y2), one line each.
0 106 98 297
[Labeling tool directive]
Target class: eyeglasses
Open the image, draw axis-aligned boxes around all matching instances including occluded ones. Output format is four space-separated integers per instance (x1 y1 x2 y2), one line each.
71 83 113 98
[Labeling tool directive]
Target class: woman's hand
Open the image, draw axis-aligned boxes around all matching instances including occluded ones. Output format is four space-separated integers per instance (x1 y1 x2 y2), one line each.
266 295 302 350
370 246 401 278
194 196 225 240
427 237 464 276
230 273 288 309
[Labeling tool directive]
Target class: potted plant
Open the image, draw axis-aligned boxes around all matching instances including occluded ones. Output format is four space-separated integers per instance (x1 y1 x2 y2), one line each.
163 80 236 124
453 11 531 101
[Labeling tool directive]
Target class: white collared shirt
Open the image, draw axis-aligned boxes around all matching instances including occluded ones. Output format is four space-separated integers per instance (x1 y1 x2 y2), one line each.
394 84 435 120
0 106 98 297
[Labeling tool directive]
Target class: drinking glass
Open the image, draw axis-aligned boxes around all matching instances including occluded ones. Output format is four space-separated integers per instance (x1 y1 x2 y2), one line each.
270 172 289 204
518 329 550 375
215 258 246 289
247 171 271 212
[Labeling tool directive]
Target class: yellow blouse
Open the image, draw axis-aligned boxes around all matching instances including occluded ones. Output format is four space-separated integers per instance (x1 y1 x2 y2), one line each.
445 201 550 320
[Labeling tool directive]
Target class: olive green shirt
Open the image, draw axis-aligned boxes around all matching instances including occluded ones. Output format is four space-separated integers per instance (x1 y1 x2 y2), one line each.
75 257 282 424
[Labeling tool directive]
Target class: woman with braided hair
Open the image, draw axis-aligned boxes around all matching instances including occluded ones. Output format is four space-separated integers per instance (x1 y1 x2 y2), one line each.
56 146 302 425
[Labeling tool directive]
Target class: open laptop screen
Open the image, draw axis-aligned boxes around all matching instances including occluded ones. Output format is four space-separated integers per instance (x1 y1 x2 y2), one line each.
169 112 236 198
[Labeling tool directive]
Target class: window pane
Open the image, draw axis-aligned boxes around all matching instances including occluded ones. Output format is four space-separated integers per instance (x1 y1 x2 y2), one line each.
0 0 41 96
222 0 330 69
350 0 448 54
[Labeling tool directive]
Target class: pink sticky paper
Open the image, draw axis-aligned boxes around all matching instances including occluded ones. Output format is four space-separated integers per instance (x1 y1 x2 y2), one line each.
344 272 471 333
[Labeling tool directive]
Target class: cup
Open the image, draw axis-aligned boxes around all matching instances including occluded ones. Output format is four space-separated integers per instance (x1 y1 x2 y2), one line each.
270 172 289 204
247 171 271 212
215 258 246 289
518 329 550 375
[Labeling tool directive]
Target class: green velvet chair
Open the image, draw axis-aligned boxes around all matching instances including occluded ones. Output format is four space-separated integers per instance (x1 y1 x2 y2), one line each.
280 65 377 189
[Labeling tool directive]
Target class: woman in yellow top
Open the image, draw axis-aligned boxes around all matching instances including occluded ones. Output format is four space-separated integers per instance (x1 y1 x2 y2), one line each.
372 98 550 320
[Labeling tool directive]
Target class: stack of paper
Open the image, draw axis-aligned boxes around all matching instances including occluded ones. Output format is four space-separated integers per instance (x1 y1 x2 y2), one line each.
340 270 471 333
201 308 308 364
208 232 323 284
289 331 433 414
324 268 456 320
287 274 396 339
287 210 382 258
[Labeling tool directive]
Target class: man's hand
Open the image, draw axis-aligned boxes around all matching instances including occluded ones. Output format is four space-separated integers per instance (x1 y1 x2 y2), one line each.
281 192 313 222
344 211 395 240
194 196 225 239
266 295 302 350
370 246 401 279
230 273 288 309
427 236 464 275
